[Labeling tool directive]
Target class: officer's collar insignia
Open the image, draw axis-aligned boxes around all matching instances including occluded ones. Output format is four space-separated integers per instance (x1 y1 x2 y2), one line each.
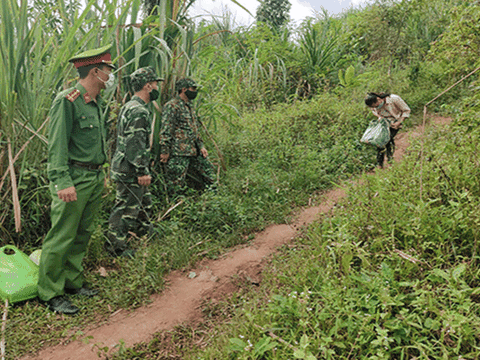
83 93 93 104
66 89 81 103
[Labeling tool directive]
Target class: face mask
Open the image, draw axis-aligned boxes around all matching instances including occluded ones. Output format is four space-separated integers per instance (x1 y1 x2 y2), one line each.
149 88 160 101
185 89 198 100
376 101 384 110
97 69 115 90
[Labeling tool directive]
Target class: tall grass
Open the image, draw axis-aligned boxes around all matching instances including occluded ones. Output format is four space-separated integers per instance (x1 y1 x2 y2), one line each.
0 0 224 244
0 0 120 239
299 16 340 78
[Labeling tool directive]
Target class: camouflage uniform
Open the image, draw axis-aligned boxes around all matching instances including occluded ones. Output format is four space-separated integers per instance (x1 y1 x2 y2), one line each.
108 67 162 255
159 78 215 197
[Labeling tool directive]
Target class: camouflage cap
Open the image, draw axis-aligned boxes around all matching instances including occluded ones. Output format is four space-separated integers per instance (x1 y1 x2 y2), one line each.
130 67 164 90
175 78 201 92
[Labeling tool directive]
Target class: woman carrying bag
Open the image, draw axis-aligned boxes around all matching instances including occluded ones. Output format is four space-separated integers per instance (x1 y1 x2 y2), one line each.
364 92 411 168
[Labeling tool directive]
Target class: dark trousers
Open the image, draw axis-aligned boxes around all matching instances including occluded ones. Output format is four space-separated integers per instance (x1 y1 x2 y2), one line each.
377 127 399 167
164 155 216 197
108 181 152 255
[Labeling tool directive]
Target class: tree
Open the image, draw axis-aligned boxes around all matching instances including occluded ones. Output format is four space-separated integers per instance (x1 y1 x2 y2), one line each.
256 0 291 31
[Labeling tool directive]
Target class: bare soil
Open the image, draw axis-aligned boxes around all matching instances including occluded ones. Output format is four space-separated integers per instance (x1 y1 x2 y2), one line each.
21 116 451 360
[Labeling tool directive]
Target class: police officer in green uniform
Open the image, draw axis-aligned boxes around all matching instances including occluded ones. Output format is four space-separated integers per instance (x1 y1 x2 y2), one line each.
107 67 163 257
159 78 216 197
38 45 115 314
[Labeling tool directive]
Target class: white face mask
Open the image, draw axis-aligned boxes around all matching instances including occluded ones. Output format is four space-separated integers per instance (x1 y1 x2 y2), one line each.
97 69 115 90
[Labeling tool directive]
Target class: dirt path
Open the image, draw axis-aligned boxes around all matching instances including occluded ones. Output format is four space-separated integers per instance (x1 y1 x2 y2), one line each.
22 116 451 360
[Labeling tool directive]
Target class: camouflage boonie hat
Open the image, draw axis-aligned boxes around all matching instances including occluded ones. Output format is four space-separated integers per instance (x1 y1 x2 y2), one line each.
130 67 163 90
175 78 201 92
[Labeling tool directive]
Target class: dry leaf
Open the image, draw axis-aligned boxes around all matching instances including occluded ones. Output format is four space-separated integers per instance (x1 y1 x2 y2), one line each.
98 267 108 277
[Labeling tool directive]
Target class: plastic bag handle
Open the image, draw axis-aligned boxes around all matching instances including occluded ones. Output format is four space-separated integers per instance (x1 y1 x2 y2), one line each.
1 246 17 255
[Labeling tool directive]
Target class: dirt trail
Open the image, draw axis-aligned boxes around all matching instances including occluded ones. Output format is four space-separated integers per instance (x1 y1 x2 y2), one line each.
22 116 451 360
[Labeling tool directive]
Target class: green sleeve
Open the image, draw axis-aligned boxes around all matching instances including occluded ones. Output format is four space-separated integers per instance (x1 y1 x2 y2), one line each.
124 108 151 176
47 96 74 192
195 116 205 150
159 103 175 155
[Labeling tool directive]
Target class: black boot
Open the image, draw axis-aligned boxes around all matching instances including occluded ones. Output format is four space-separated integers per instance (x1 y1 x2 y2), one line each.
46 296 79 315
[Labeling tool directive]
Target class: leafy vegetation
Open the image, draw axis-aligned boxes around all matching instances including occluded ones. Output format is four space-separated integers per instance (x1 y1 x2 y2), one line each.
111 116 480 359
256 0 291 31
163 117 480 359
1 0 480 358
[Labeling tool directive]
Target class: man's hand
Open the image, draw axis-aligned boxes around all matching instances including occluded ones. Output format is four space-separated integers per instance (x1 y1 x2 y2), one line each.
160 153 169 163
138 175 152 186
57 186 77 202
200 147 208 158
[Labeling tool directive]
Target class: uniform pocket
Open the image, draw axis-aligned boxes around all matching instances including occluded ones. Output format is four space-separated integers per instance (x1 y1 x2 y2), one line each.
76 115 100 148
79 115 99 130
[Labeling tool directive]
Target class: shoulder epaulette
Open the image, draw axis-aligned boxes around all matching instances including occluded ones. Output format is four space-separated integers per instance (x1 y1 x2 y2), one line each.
65 89 81 103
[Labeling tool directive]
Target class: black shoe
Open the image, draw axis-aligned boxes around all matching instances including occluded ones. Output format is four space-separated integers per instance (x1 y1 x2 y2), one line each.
66 286 98 297
105 234 128 257
107 246 136 258
146 223 155 237
47 296 79 315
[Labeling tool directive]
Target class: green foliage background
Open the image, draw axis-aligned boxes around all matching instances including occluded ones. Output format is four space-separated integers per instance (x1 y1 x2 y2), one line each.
183 119 480 360
2 0 480 358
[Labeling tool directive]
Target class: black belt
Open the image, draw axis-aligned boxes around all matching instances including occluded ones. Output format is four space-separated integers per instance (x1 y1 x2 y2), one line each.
70 161 103 171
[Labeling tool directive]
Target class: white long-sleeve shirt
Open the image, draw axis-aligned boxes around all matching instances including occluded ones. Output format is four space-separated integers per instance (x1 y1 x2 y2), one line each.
372 94 411 125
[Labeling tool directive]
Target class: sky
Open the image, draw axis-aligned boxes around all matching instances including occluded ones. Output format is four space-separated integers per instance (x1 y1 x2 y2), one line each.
189 0 373 26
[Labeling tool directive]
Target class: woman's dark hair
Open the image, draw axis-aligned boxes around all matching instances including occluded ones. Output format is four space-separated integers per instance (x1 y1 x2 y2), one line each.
365 92 390 107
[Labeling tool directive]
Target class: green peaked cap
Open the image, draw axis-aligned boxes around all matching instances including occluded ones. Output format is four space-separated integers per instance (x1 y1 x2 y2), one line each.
69 44 116 69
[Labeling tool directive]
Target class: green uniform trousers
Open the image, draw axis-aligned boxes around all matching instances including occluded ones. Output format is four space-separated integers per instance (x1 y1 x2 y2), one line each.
165 155 215 196
38 167 104 301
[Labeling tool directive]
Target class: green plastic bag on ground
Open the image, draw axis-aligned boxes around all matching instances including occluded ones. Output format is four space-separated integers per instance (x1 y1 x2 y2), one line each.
0 245 39 303
361 118 391 148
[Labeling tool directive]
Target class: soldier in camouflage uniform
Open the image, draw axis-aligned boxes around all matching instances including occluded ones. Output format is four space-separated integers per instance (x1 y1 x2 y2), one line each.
159 78 216 198
108 67 163 257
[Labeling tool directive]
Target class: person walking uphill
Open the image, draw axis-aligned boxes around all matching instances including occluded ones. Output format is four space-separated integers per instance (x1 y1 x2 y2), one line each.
365 92 411 168
107 67 163 257
38 45 115 315
159 78 216 198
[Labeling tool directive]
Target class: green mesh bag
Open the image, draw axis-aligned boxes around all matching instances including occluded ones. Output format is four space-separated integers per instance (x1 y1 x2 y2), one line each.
0 246 39 303
361 118 391 148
